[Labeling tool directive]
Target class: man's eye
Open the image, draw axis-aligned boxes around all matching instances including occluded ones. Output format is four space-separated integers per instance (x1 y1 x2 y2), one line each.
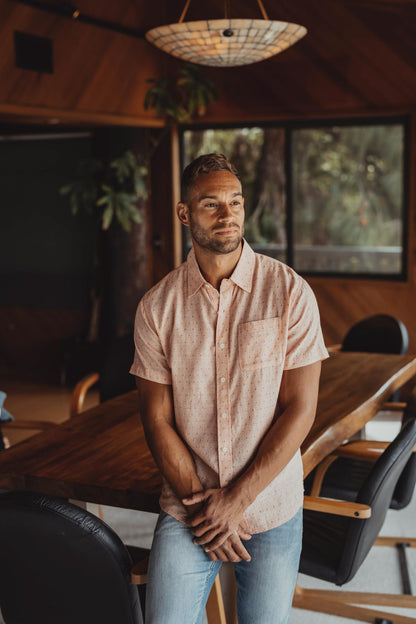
204 203 217 208
231 201 241 206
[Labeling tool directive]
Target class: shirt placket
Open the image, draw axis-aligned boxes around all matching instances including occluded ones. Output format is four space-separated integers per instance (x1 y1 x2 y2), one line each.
216 281 233 487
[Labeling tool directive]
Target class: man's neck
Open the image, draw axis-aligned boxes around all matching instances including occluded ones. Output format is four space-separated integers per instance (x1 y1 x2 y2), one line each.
193 242 243 291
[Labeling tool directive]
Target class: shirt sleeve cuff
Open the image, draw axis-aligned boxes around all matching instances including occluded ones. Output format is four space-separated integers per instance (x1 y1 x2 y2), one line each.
283 348 329 370
129 365 172 385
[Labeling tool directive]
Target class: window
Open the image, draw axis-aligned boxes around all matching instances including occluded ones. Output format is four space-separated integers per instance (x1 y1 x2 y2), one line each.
182 117 407 279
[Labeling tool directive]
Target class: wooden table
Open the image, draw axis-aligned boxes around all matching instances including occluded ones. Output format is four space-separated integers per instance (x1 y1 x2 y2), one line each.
1 352 416 511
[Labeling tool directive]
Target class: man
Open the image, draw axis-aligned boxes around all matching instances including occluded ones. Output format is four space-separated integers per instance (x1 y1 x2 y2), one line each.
130 153 328 624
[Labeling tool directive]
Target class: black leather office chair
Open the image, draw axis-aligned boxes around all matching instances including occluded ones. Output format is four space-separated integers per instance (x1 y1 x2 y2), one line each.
0 491 147 624
297 416 416 622
340 314 409 406
340 314 409 355
305 386 416 597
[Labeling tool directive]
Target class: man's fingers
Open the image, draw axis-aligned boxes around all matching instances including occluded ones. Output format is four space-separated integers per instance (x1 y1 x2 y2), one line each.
238 527 252 541
208 551 220 562
230 534 251 562
182 491 207 505
211 547 229 562
199 531 232 552
208 535 251 563
193 528 222 546
212 544 241 563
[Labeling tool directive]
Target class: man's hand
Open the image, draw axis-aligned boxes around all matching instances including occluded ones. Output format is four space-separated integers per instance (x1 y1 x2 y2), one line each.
207 526 252 562
183 486 250 554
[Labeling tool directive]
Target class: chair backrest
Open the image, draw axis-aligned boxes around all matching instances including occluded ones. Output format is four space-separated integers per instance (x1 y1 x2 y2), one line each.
341 314 409 355
0 491 143 624
337 416 416 584
390 388 416 509
99 334 136 403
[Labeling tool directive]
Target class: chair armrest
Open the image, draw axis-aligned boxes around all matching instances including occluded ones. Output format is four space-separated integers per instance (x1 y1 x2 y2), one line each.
380 401 407 412
326 344 341 353
70 372 100 418
334 440 388 461
304 495 371 519
131 555 149 585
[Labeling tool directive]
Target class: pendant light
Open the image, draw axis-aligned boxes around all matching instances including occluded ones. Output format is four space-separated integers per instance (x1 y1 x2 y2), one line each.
145 0 307 67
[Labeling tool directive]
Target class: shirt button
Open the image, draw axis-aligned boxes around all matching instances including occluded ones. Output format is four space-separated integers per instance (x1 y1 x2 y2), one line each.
220 343 225 349
222 446 228 453
222 412 227 419
221 377 226 383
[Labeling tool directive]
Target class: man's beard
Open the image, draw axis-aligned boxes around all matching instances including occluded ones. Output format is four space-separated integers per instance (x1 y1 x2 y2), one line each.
189 217 244 255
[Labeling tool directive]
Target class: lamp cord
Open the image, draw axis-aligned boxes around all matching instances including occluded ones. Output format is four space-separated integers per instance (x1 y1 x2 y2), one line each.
256 0 269 20
178 0 192 23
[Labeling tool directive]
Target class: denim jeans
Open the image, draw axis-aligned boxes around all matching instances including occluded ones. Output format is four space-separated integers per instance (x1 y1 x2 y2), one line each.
145 507 302 624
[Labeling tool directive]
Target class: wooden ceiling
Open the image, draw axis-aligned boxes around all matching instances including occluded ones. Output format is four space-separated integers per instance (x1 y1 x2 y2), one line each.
1 0 416 125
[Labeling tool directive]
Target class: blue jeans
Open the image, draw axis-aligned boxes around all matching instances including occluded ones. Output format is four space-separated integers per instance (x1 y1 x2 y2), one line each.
145 508 302 624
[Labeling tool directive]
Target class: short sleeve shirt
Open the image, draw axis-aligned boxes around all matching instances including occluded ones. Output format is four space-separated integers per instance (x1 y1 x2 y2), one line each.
130 241 328 533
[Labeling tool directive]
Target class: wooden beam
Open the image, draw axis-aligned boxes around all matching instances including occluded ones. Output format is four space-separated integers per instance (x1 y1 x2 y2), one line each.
0 103 165 128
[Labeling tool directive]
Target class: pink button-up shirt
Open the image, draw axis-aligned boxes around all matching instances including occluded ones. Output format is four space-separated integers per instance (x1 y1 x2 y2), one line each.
130 241 328 533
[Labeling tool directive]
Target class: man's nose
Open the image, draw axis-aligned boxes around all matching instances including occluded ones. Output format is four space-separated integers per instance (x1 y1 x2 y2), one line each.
218 202 233 220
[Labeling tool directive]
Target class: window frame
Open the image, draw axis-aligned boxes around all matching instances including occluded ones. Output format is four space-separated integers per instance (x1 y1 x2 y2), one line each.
180 114 410 281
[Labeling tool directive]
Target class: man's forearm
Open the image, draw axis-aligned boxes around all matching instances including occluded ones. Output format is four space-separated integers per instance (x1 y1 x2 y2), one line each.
136 377 203 513
143 417 203 502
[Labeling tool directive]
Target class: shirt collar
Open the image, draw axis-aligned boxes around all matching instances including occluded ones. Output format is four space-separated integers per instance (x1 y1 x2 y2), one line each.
187 239 255 296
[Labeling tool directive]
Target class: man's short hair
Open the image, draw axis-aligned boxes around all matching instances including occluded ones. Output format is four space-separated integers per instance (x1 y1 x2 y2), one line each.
181 153 240 204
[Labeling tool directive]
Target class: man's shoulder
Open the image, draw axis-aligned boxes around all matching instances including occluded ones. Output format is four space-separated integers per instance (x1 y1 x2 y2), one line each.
141 261 187 306
253 250 305 290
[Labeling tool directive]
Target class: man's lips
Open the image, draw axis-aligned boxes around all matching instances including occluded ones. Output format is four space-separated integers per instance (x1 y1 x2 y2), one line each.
214 228 239 235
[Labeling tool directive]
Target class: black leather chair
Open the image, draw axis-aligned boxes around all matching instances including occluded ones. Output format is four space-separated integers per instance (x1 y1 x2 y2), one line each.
340 313 409 355
340 314 409 406
0 491 148 624
305 386 416 597
296 416 416 622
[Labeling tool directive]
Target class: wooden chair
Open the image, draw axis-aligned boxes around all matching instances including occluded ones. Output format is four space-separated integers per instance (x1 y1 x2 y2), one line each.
295 416 416 623
70 334 136 417
0 490 226 624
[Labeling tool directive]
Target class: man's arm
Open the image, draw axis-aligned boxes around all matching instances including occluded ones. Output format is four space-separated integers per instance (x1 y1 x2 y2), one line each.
136 376 251 561
136 377 203 506
184 361 321 551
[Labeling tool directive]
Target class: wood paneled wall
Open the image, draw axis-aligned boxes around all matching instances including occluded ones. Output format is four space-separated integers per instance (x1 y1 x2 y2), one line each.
0 0 166 126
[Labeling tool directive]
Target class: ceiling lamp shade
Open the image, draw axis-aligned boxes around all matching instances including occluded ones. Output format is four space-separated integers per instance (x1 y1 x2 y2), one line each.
145 0 307 68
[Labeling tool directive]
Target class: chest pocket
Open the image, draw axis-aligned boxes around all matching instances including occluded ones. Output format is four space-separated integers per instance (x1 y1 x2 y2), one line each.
238 317 283 371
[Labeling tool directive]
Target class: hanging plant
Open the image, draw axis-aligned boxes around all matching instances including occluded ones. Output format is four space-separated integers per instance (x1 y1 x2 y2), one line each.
144 63 218 123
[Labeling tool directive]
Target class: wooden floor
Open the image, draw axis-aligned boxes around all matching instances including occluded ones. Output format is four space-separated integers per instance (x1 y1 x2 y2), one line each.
1 378 99 446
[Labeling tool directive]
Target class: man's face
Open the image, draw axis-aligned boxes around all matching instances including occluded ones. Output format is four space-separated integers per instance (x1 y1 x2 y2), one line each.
183 170 245 255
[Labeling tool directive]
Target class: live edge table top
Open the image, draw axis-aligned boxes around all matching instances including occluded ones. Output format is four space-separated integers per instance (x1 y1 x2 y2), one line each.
1 352 415 513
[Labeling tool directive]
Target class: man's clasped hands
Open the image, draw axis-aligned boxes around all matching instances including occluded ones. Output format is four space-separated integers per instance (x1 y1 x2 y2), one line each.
183 485 252 563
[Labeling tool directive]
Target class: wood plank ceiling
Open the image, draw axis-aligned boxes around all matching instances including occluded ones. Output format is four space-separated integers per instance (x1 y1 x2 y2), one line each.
1 0 416 124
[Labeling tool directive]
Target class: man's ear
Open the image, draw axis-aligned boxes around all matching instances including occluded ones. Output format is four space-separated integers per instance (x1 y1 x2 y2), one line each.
177 202 190 226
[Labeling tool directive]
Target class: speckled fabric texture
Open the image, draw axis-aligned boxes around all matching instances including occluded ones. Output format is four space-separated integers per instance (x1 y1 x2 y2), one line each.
130 241 328 533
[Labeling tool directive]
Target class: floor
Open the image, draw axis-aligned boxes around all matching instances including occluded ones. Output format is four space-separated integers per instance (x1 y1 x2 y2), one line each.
1 382 415 623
